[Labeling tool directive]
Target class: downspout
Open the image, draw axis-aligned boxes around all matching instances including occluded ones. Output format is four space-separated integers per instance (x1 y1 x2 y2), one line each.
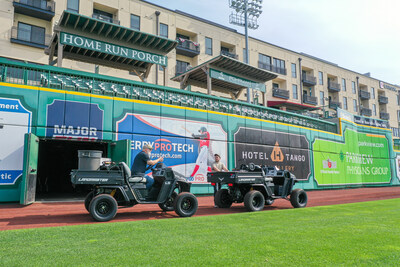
155 11 161 85
298 57 303 104
356 76 361 115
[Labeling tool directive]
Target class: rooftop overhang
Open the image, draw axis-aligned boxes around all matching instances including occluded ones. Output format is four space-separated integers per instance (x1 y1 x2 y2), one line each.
171 55 277 99
46 10 178 80
267 100 320 111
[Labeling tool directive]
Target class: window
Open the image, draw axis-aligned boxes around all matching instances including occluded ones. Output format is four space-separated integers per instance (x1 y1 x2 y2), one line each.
67 0 79 13
176 60 190 75
318 72 323 85
292 84 298 99
353 99 357 112
131 14 140 31
320 91 325 105
258 53 271 69
272 83 279 89
371 87 375 99
273 58 285 74
243 48 248 63
205 37 212 55
352 81 356 94
17 22 45 45
160 23 168 38
343 97 348 110
93 9 113 23
291 63 296 78
342 78 346 92
372 104 376 116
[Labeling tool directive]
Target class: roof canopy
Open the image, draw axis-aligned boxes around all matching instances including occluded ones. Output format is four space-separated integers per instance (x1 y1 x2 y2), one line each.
171 55 277 99
267 100 320 111
46 10 178 80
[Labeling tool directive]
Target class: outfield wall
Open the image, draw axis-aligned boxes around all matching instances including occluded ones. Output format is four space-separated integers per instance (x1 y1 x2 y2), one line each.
0 82 399 202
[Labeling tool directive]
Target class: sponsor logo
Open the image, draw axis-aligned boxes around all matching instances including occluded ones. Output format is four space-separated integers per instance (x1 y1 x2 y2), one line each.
271 142 284 162
323 158 337 169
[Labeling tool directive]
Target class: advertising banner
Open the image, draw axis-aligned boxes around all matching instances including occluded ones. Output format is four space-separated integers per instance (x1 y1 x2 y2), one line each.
116 114 227 183
209 68 266 92
0 98 31 185
234 127 310 180
46 100 103 140
313 129 391 185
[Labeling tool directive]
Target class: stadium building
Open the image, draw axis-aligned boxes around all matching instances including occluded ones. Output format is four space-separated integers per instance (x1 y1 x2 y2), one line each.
0 0 399 204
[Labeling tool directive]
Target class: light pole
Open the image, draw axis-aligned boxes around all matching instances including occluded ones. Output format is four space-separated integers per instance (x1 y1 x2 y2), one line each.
229 0 263 103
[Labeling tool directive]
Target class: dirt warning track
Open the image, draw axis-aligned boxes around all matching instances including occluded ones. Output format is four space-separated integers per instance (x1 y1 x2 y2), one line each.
1 187 399 231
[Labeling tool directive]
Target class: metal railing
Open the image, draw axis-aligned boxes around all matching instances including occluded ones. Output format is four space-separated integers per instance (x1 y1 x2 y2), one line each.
302 74 317 85
0 57 338 133
303 94 318 105
176 38 200 53
380 112 390 120
328 81 341 92
220 50 238 59
359 90 370 99
272 88 289 99
378 95 388 104
13 0 55 12
92 13 120 25
360 107 372 116
258 61 287 75
329 101 341 109
10 26 51 47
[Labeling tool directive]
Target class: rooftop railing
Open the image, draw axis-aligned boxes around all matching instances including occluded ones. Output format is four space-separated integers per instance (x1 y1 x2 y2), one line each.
0 57 337 133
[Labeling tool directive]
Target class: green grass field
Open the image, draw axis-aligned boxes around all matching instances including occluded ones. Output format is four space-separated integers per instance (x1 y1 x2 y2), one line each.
1 198 399 266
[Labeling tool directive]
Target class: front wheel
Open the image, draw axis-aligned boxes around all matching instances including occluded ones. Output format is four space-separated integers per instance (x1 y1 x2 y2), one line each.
159 192 178 211
174 192 198 217
89 194 118 222
215 189 233 208
244 191 265 212
290 188 308 208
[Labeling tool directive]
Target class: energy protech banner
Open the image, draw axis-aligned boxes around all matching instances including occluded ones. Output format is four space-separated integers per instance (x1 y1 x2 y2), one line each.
0 98 31 185
116 114 227 183
313 129 391 185
234 127 311 180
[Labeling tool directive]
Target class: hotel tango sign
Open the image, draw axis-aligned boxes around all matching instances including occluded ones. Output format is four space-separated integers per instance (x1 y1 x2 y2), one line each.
60 32 168 66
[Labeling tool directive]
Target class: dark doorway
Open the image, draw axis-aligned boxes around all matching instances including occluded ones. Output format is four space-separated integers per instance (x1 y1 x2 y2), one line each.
36 139 108 201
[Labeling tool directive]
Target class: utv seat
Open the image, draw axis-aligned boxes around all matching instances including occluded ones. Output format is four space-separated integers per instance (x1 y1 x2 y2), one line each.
120 162 147 183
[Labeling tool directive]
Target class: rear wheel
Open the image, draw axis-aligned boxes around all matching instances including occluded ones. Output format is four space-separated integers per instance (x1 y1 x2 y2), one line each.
215 189 233 208
174 192 198 217
84 191 94 212
89 194 118 222
244 191 265 212
290 189 308 208
159 192 178 211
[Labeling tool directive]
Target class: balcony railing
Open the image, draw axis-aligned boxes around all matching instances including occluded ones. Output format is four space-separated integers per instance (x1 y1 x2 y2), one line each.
328 81 341 92
258 61 287 75
220 50 238 59
272 88 289 99
10 26 51 49
378 95 388 104
303 94 318 105
359 90 371 100
176 38 200 57
329 101 341 109
360 107 372 116
92 13 120 25
13 0 55 21
302 74 317 86
380 112 390 120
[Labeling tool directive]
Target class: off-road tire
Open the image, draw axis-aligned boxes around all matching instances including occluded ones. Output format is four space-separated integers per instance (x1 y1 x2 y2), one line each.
215 189 233 208
244 190 265 212
174 192 198 217
84 191 95 212
159 192 178 211
290 188 308 208
89 194 118 222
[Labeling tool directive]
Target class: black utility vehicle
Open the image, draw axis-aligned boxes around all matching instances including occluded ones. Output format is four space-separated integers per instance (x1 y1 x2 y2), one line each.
71 162 198 221
207 163 308 211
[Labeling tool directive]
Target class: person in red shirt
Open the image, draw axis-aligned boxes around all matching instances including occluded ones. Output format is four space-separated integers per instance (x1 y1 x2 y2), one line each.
189 127 211 181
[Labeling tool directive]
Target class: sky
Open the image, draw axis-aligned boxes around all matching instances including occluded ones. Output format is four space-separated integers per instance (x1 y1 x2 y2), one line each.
145 0 400 86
